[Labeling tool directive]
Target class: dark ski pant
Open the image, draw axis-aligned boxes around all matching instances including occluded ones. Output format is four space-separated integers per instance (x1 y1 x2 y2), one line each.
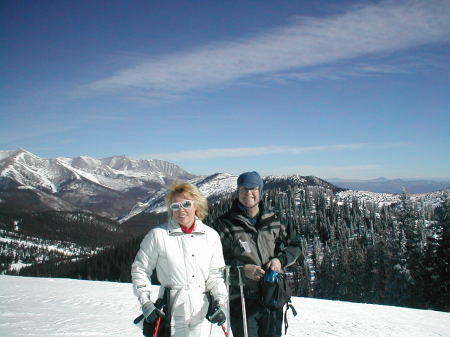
230 297 283 337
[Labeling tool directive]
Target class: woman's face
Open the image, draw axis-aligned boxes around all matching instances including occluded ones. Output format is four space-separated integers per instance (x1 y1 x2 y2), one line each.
170 193 197 228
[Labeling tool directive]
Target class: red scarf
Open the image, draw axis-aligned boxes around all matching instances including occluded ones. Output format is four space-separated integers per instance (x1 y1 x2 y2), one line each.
180 221 196 234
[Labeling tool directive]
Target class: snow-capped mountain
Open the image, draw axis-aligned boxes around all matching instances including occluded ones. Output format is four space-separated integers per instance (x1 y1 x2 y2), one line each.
2 149 447 222
0 149 195 218
264 174 342 192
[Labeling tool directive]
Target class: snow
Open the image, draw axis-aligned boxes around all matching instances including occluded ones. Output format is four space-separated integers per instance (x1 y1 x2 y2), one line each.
0 229 101 273
192 173 237 199
336 190 402 206
1 276 449 337
8 261 31 271
336 189 449 208
1 150 191 195
120 173 238 222
119 173 237 223
0 150 15 161
0 230 99 257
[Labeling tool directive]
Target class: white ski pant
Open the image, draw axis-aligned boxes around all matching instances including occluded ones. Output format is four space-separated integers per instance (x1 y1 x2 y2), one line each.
170 315 211 337
169 285 213 337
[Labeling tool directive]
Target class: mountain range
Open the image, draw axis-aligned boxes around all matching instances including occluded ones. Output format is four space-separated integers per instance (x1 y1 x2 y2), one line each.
0 149 339 221
1 149 448 223
328 177 450 194
0 149 194 219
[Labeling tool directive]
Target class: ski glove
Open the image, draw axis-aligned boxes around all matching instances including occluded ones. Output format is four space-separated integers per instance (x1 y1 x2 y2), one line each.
208 304 226 326
142 301 165 324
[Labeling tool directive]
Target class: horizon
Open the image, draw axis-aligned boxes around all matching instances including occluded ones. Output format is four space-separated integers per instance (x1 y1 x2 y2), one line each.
2 0 449 179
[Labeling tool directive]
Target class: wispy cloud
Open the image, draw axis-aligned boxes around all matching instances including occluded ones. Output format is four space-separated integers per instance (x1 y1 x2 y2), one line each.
85 0 450 99
87 114 129 122
262 58 422 83
0 122 75 146
137 143 368 161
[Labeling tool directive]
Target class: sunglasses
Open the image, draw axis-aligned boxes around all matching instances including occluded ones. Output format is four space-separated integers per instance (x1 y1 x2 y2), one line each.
239 186 259 192
169 200 194 211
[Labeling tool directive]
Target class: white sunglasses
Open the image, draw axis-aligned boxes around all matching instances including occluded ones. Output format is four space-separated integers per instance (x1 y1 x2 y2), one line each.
169 200 194 211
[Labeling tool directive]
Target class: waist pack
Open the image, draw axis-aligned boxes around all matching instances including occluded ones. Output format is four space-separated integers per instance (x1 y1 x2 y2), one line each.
261 269 291 309
260 269 298 334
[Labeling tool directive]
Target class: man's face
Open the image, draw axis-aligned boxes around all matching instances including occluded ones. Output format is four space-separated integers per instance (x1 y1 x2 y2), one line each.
238 186 260 209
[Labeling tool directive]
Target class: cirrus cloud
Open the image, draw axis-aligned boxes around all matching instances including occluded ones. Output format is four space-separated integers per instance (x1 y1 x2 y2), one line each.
85 0 450 100
137 143 368 161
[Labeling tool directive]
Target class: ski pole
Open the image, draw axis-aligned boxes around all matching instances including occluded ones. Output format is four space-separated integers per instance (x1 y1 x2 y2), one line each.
153 316 162 337
237 266 248 337
221 324 230 337
224 265 231 336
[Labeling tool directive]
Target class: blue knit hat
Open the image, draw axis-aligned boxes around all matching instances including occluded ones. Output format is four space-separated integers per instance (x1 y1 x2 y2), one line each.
237 171 264 193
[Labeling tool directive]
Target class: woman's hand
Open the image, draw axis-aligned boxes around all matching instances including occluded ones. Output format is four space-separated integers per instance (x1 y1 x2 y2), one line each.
142 301 165 323
208 304 227 326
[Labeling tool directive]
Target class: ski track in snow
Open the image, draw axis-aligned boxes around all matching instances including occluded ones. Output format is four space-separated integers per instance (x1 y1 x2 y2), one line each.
0 276 449 337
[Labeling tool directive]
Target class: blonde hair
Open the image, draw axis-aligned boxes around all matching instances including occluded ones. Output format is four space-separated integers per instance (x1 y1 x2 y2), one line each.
165 181 208 220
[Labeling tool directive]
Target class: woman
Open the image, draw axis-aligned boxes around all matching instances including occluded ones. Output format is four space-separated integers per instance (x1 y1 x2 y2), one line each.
131 181 227 337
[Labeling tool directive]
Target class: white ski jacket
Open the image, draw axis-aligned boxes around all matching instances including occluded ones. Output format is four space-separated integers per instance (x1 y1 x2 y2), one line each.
131 218 227 322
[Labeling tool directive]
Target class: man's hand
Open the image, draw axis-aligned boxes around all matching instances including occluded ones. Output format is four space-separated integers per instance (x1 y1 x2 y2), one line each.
243 264 265 281
142 301 165 323
266 258 282 272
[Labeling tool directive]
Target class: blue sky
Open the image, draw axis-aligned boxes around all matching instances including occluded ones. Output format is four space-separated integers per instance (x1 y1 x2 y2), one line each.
1 0 449 179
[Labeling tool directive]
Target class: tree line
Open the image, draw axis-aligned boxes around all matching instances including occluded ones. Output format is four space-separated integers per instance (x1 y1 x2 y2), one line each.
0 210 128 274
260 186 448 311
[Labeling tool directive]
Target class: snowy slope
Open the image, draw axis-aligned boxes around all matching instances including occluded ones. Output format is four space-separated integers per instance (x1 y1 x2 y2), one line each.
336 189 449 208
120 173 237 222
1 275 449 337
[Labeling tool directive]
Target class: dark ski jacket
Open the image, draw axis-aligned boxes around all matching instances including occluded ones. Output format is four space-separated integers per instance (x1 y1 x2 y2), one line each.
214 199 301 300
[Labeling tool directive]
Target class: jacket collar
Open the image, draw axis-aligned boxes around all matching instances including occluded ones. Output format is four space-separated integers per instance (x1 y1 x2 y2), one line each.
167 218 207 236
232 198 264 217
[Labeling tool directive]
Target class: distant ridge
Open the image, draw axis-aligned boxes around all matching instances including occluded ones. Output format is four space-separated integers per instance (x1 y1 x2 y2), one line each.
327 177 450 194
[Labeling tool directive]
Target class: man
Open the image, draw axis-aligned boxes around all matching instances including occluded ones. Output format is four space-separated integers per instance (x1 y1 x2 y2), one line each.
214 171 301 337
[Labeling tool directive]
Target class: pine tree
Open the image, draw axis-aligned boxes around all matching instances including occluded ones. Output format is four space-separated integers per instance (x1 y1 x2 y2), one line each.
421 193 450 310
